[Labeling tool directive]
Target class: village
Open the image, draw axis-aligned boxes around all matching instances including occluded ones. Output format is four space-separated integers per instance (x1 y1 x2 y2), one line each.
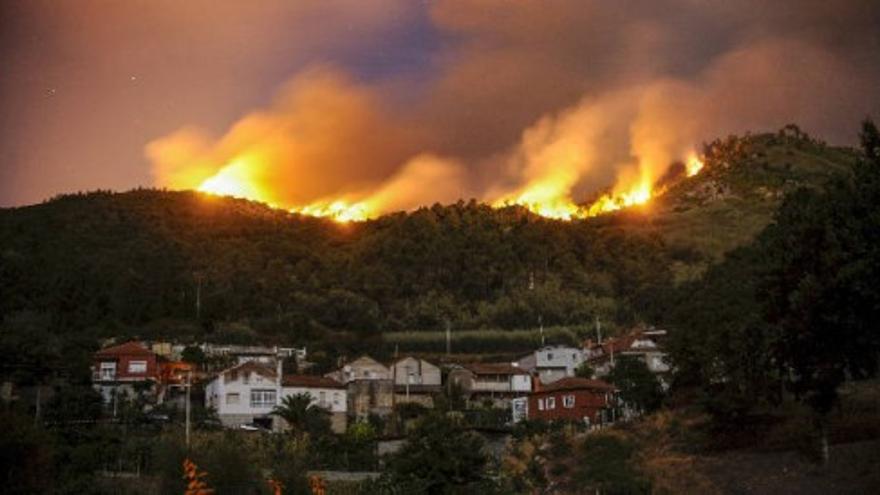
85 327 669 448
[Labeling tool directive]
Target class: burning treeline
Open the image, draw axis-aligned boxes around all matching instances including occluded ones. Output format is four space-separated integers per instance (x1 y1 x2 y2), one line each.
147 69 711 222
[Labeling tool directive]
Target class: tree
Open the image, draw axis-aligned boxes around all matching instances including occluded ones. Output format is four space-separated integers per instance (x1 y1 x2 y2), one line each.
607 356 664 414
0 411 54 494
271 393 331 440
665 245 782 420
180 345 206 368
574 433 650 494
575 362 595 379
380 413 489 494
758 118 880 462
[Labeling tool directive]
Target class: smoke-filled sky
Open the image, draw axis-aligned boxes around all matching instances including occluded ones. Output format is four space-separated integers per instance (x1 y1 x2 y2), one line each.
1 0 879 209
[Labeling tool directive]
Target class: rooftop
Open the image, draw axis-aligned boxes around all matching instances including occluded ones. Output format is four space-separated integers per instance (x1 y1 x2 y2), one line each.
95 341 155 358
282 375 344 389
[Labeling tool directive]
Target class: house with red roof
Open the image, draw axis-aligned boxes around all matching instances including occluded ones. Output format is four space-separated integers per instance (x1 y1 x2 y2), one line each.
526 377 617 426
92 341 160 403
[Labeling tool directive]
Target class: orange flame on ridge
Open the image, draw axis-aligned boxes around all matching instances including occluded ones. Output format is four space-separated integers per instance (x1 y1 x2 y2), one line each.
291 199 371 222
195 150 705 223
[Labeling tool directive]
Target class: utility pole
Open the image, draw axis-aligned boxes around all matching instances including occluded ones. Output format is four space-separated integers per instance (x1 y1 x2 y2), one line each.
185 369 192 449
445 320 451 356
34 384 41 426
539 314 545 347
595 316 602 345
194 273 203 320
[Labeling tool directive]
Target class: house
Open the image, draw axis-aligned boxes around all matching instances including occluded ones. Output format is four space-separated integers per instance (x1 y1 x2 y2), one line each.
514 345 585 383
281 375 347 433
585 328 670 380
328 355 391 384
390 357 442 407
205 361 281 429
447 363 532 407
526 377 617 426
92 341 160 403
327 356 393 420
201 344 307 366
204 359 350 432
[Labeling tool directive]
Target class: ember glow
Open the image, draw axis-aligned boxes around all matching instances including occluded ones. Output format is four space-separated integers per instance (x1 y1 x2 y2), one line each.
686 153 705 177
197 157 273 205
291 199 371 223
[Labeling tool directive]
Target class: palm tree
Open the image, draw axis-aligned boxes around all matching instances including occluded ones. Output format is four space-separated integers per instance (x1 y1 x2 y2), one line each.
271 393 331 439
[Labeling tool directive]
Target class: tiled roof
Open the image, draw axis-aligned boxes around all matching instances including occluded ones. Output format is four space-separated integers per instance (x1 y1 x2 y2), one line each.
537 377 615 393
95 341 154 357
222 361 277 379
282 375 344 389
465 363 530 375
585 327 667 355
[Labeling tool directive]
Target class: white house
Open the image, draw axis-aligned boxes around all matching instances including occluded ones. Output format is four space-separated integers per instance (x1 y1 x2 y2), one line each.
205 360 347 432
514 345 585 383
585 328 670 382
205 361 280 430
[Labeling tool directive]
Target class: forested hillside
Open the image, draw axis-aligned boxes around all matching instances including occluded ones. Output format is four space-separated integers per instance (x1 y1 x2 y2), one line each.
0 127 858 354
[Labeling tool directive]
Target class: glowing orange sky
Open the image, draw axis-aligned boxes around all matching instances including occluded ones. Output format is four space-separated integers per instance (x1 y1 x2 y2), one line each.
1 1 878 208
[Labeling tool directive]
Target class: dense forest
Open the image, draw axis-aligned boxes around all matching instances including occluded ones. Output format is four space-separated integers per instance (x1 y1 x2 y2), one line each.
0 126 860 358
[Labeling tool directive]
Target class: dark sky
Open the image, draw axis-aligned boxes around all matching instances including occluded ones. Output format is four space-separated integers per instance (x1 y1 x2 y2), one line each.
1 0 878 208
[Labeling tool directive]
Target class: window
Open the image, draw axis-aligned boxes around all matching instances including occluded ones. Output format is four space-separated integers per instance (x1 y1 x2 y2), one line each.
250 389 276 408
242 373 250 385
226 393 240 405
538 398 545 411
563 394 575 408
547 352 554 361
546 397 556 409
99 362 116 380
333 392 340 405
128 360 147 373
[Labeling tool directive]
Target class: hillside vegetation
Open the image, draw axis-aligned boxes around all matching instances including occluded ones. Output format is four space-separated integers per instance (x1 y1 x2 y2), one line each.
0 127 859 359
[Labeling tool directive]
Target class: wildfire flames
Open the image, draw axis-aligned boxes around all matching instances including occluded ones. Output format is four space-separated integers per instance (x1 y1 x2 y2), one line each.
197 157 274 206
195 153 704 222
154 64 714 224
686 152 705 177
290 199 371 222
